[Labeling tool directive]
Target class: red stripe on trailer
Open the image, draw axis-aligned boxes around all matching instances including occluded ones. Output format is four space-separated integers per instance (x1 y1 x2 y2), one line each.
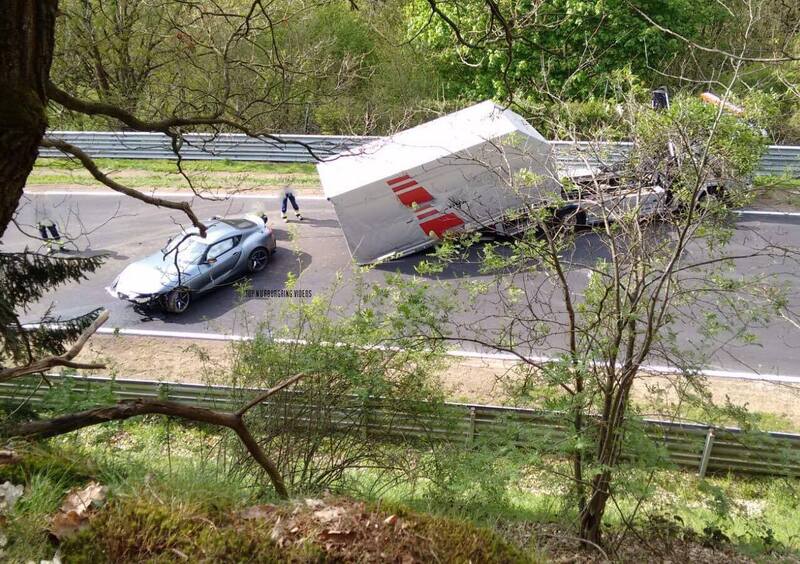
397 187 433 206
419 213 464 238
416 209 438 220
414 203 434 217
391 180 418 192
387 174 411 186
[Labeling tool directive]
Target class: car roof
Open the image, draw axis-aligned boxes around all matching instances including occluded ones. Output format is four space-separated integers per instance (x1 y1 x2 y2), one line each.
181 218 255 245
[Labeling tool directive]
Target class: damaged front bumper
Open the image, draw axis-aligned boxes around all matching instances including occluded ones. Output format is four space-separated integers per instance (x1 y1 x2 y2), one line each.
106 279 165 307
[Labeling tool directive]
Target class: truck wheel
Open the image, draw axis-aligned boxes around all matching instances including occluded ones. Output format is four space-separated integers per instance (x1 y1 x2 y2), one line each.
247 247 270 273
164 288 191 313
702 184 726 201
556 207 586 232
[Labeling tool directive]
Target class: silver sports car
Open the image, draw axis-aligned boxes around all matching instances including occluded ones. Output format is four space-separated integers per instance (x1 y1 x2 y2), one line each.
107 214 277 313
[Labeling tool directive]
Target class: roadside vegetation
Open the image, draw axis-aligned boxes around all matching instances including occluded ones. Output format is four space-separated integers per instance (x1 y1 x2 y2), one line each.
27 158 320 192
48 0 800 144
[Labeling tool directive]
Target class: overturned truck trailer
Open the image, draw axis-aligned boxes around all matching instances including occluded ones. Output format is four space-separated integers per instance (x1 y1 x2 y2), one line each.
317 100 561 265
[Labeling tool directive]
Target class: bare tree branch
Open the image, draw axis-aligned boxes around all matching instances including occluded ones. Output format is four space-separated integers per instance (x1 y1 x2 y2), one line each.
1 371 316 499
237 372 306 417
39 137 207 236
0 309 110 382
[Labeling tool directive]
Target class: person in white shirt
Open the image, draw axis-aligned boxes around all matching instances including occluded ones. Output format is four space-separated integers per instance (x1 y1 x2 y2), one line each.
279 186 302 220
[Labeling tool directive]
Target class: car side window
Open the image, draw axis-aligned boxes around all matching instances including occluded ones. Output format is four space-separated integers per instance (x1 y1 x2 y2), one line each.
207 238 236 261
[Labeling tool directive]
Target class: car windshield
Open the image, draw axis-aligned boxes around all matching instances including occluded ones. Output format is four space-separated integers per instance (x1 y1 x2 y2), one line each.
162 235 208 267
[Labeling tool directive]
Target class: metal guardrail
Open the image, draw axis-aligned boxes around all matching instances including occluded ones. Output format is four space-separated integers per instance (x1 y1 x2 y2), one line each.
40 131 377 163
39 131 800 178
2 374 799 478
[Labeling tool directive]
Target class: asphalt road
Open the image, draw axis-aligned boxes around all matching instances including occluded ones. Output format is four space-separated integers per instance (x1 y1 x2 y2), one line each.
6 191 800 376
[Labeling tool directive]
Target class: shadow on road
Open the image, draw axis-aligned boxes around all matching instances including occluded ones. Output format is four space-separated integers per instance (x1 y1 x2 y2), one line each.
76 248 130 261
299 217 340 229
373 231 609 280
132 248 313 325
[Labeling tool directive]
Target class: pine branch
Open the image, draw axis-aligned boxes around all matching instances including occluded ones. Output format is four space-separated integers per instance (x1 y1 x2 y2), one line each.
0 310 109 381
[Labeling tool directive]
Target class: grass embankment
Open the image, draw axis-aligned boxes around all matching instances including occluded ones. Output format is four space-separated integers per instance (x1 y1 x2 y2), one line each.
27 157 321 193
0 423 531 563
1 419 798 562
751 175 800 210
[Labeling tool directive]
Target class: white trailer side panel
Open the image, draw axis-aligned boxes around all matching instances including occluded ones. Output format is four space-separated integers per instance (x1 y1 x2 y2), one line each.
319 101 559 264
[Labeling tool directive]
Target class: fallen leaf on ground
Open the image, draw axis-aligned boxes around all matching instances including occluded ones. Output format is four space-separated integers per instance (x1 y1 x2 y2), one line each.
0 481 24 513
0 450 20 466
239 505 277 520
304 498 325 509
50 481 108 540
313 506 345 523
39 548 63 564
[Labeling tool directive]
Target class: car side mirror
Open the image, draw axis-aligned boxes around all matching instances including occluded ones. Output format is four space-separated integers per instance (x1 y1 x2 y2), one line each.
205 257 217 265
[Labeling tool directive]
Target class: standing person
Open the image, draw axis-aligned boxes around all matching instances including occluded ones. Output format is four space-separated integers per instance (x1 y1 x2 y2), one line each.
34 200 64 253
280 186 302 220
38 218 62 244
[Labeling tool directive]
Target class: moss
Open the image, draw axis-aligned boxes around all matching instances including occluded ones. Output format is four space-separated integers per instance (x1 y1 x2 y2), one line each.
0 447 102 561
403 512 533 563
61 495 534 563
0 443 96 486
61 497 324 563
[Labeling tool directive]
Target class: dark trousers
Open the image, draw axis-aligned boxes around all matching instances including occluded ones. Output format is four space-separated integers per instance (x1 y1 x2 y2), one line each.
38 224 61 240
281 193 299 213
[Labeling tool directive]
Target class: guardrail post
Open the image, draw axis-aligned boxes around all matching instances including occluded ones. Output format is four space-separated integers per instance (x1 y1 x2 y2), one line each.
698 427 716 478
363 397 371 440
157 382 169 401
466 407 476 447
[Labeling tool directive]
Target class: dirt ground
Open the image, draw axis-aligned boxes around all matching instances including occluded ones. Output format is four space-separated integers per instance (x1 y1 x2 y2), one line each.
73 334 800 429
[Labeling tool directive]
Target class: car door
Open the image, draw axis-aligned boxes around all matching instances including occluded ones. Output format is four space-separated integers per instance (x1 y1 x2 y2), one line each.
205 236 242 287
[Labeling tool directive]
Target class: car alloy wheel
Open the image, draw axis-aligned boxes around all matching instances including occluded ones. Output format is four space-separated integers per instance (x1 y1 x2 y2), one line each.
165 287 191 313
248 247 270 273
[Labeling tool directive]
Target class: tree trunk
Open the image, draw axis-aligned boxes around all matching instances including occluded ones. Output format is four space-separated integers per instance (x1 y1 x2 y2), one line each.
0 0 57 238
579 471 611 546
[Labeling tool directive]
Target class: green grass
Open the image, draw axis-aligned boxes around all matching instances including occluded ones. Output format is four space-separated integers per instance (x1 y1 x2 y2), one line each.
0 420 265 561
639 400 800 433
4 417 800 561
754 175 800 190
35 156 317 175
350 464 800 558
28 157 321 189
1 419 533 563
752 175 800 209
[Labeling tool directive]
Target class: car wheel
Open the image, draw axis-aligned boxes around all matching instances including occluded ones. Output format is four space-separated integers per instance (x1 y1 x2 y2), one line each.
248 247 270 273
164 287 191 313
